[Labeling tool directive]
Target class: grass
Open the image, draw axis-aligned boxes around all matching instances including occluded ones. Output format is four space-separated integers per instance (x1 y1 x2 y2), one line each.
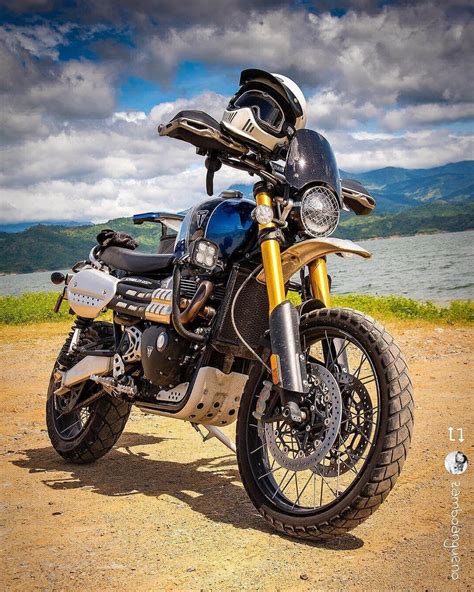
0 291 472 326
0 292 111 325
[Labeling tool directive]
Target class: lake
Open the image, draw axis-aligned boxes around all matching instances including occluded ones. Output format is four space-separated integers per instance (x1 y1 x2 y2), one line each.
0 230 472 303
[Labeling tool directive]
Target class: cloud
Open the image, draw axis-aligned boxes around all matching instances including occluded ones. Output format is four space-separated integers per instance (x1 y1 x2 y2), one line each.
0 1 472 225
1 91 471 223
0 90 251 223
0 22 119 143
329 128 474 171
27 60 117 118
0 0 59 13
0 109 51 143
112 111 147 124
0 165 249 224
307 90 380 129
382 103 474 131
136 3 473 106
0 21 69 59
149 91 227 123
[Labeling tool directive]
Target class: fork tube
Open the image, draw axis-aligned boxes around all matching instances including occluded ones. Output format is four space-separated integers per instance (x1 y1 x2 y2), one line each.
255 190 285 312
255 187 308 393
308 258 331 307
309 258 347 370
255 189 285 385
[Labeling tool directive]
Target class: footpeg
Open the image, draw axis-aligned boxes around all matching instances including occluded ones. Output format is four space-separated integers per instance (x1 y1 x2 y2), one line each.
90 374 137 400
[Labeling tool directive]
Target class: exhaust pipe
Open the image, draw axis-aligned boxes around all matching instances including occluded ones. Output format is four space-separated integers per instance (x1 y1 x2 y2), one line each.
55 355 113 396
110 281 215 325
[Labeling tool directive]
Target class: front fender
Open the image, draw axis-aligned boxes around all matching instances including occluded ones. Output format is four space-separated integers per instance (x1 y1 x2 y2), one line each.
256 237 371 284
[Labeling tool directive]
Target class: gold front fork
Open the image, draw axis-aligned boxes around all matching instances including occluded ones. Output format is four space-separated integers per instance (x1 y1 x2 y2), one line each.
255 191 286 313
308 258 331 307
255 190 286 384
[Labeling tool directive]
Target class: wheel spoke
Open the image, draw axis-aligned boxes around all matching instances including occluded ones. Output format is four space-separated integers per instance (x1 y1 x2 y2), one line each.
258 465 284 480
278 471 297 497
274 469 291 498
250 443 265 455
354 354 367 379
312 467 339 498
292 472 314 509
250 325 381 512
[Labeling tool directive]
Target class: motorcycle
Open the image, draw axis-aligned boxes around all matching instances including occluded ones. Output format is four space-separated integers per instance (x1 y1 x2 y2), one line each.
46 108 414 540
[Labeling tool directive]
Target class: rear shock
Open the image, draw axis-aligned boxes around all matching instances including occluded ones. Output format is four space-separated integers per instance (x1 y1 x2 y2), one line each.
57 317 92 368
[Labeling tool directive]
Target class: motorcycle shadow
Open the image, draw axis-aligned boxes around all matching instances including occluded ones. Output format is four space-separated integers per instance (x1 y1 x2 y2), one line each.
13 431 364 550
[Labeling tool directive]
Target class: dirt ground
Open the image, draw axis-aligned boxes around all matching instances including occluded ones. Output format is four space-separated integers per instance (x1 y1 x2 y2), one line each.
0 320 472 591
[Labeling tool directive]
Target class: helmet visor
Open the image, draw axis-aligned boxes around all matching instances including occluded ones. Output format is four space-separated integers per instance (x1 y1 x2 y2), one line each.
234 91 284 132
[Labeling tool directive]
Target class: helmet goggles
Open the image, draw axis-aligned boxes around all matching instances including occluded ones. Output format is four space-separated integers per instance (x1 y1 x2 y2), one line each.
233 90 285 133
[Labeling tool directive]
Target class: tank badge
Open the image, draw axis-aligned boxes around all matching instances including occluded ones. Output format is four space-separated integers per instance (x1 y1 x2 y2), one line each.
196 210 208 228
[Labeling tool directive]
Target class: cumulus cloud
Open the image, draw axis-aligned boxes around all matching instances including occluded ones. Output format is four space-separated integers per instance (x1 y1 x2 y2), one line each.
149 92 228 123
0 90 249 222
1 91 471 223
330 129 474 171
307 90 380 129
0 162 250 224
28 60 116 118
382 103 474 131
0 21 118 135
136 3 473 105
0 1 472 224
0 21 68 59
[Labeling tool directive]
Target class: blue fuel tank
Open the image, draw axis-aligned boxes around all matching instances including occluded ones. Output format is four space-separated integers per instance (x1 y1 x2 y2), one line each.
174 197 257 265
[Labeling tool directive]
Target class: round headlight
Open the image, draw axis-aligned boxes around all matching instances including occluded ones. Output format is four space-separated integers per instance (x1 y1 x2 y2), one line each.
300 186 340 237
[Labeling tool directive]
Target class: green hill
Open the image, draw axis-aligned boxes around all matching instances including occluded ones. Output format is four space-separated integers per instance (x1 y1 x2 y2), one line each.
335 199 474 240
1 199 472 274
0 219 163 274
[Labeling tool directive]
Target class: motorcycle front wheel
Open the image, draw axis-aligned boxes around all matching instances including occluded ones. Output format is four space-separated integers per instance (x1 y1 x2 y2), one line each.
236 307 414 540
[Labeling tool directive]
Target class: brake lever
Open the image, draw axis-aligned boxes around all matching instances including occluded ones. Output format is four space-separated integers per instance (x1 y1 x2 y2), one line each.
205 154 222 196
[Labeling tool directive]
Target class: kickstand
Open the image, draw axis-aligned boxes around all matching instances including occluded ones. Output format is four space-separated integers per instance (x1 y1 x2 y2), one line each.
191 423 236 454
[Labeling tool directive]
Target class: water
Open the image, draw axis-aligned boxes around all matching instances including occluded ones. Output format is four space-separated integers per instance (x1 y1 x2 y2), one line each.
0 231 472 302
328 230 473 303
0 269 68 297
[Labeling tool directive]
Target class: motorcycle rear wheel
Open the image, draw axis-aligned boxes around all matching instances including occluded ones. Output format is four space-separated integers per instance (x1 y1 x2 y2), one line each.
46 321 131 464
236 307 414 539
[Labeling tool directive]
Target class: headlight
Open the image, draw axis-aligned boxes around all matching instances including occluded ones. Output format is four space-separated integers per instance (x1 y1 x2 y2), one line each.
300 186 340 237
190 239 219 270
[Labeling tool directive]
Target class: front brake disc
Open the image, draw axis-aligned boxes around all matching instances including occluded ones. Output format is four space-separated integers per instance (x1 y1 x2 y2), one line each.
261 364 342 471
315 372 373 477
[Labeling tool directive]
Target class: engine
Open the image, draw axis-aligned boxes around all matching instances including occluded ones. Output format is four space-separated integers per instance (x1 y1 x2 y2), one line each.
140 325 191 389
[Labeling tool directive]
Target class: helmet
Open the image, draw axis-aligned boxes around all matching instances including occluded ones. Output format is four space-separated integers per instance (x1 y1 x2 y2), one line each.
221 69 307 153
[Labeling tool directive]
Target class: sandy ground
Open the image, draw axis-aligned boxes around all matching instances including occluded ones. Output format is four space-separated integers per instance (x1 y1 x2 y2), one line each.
0 320 473 592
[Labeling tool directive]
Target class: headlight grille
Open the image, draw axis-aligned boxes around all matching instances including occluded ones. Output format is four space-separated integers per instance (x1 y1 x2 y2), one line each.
300 185 340 237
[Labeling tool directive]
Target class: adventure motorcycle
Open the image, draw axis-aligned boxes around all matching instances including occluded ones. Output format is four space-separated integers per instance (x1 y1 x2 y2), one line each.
46 70 414 539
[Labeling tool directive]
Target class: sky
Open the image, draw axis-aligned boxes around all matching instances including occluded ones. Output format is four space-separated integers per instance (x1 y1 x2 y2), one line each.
0 0 473 224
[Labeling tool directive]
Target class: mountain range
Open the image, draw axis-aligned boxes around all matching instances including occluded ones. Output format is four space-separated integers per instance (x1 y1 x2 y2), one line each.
339 160 473 212
0 161 472 274
233 160 473 210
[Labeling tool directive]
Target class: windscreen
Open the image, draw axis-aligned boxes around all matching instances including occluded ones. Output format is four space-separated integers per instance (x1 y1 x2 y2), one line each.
284 129 341 199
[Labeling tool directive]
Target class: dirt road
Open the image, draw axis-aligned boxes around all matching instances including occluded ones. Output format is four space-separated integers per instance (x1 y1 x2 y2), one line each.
0 321 472 591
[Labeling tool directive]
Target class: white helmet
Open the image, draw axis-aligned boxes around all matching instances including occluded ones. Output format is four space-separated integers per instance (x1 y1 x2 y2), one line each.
221 69 307 153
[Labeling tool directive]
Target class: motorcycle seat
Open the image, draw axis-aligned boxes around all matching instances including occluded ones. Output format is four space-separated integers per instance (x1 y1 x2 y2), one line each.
99 246 174 273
